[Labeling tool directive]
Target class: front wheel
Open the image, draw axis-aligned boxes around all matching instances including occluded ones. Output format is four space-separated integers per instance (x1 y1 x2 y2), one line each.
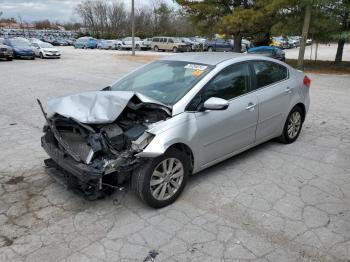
278 106 303 144
40 52 44 59
132 148 189 208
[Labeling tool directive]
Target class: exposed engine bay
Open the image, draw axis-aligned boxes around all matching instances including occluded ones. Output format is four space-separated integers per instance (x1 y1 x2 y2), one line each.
39 92 171 199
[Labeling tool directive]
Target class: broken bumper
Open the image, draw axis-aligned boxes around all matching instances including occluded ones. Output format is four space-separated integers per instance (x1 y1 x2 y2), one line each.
41 133 103 186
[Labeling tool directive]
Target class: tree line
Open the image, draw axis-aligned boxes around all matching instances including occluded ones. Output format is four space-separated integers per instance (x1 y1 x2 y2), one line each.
75 0 197 39
176 0 350 65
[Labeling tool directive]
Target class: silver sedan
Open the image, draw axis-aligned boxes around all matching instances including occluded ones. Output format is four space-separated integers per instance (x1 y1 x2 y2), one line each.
41 53 310 207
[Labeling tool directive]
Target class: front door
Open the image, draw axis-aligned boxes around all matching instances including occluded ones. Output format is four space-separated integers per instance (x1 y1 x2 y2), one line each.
189 63 259 167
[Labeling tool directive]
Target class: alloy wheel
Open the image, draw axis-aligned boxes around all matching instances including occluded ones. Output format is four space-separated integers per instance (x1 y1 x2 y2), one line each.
150 158 184 201
287 111 301 139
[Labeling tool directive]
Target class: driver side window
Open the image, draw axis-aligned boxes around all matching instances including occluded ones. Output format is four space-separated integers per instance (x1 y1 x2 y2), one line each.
187 63 251 111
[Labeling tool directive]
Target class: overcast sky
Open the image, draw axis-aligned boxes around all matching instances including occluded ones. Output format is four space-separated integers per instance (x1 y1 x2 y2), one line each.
0 0 175 23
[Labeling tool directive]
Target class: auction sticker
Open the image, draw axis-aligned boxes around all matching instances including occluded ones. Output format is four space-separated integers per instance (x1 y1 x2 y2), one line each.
184 64 208 71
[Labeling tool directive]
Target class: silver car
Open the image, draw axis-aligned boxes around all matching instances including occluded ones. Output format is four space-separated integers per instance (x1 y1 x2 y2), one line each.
40 53 310 207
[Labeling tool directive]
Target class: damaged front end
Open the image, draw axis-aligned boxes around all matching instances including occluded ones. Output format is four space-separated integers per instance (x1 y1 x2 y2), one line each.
38 91 170 199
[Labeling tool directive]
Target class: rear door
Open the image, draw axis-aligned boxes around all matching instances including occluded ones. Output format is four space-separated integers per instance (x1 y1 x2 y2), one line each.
250 60 292 141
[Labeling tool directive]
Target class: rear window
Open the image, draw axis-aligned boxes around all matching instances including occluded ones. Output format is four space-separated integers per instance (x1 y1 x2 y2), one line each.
252 61 288 88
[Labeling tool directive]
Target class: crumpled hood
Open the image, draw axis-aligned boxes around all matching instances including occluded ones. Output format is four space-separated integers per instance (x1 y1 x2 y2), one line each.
48 91 170 124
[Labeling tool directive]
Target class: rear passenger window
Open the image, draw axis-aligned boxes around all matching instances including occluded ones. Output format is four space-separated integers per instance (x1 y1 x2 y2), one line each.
253 61 288 88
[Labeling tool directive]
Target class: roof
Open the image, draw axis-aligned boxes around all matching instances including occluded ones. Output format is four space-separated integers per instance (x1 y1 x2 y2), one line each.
159 52 245 66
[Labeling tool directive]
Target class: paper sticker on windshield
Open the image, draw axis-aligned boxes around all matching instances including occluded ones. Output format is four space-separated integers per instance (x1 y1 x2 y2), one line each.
192 70 204 77
184 64 208 71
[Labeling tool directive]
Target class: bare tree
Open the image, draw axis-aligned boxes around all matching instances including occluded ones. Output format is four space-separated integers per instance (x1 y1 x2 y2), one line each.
108 2 127 37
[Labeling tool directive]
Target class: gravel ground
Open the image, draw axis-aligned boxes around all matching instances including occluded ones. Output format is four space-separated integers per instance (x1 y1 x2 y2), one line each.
0 47 350 262
284 43 350 61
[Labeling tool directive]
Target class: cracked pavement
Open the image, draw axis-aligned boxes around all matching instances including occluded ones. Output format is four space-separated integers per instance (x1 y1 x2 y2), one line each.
0 47 349 261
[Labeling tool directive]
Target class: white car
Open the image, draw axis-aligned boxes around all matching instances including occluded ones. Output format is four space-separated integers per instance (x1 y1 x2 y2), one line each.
31 42 61 59
117 37 143 50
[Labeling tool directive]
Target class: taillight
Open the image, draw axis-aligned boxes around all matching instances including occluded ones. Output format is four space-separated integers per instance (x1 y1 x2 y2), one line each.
303 75 311 87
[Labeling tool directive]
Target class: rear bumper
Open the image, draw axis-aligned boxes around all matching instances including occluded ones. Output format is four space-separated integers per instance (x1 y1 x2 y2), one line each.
41 132 103 184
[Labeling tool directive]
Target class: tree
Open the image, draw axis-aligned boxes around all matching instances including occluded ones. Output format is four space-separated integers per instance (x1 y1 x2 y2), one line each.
333 0 350 63
34 19 52 29
176 0 291 52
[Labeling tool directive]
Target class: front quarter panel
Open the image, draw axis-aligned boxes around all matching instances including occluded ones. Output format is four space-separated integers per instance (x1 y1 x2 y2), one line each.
137 112 199 163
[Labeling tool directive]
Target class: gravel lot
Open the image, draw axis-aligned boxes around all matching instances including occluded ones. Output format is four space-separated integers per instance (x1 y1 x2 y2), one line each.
0 47 350 262
284 43 350 61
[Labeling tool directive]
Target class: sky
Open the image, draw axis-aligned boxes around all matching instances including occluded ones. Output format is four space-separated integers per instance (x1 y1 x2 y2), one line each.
0 0 176 23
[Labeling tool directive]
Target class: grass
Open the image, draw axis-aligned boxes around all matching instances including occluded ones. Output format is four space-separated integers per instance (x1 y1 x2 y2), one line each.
286 59 350 74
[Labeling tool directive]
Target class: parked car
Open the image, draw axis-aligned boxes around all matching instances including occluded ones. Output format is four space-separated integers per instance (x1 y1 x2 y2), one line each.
270 37 290 49
141 38 153 50
288 36 300 48
97 40 118 50
40 53 310 207
31 42 61 59
52 38 69 46
306 38 313 45
0 44 13 61
180 37 197 51
151 37 189 52
117 37 143 50
74 37 98 49
206 38 232 52
3 38 35 59
247 46 285 61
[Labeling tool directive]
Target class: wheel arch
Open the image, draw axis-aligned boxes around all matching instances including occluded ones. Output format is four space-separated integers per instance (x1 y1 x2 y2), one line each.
167 143 194 173
293 102 306 122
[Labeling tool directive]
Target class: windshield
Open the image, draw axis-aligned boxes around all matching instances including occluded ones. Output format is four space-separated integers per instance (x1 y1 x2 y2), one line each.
11 40 29 47
39 42 53 48
110 60 213 105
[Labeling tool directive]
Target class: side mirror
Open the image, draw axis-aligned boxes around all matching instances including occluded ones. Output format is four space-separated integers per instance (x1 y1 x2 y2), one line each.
203 97 229 111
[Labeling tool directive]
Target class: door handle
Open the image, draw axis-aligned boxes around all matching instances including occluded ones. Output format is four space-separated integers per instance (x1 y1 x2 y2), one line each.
285 87 292 94
246 102 256 111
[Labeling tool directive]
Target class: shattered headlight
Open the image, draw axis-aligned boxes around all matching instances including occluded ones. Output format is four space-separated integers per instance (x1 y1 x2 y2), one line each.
131 132 154 152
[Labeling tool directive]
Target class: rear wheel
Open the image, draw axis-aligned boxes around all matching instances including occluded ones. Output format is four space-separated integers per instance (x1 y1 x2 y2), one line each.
154 46 159 52
208 46 214 52
173 47 178 53
132 148 189 208
278 106 303 144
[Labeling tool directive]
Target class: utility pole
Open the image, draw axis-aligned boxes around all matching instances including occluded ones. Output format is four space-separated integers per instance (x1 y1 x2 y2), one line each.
131 0 135 56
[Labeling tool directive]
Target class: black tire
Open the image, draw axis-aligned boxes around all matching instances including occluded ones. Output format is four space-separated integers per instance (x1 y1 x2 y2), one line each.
31 56 35 60
135 44 141 50
40 52 44 59
208 46 214 52
173 47 178 53
132 148 189 208
117 44 122 50
278 106 304 144
154 46 159 52
6 57 12 61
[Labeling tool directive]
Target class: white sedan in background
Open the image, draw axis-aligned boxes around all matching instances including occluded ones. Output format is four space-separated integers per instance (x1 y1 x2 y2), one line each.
31 42 61 59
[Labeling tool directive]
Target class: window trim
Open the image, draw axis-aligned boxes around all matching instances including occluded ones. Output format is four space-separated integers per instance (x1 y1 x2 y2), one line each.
248 60 289 91
185 61 253 112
